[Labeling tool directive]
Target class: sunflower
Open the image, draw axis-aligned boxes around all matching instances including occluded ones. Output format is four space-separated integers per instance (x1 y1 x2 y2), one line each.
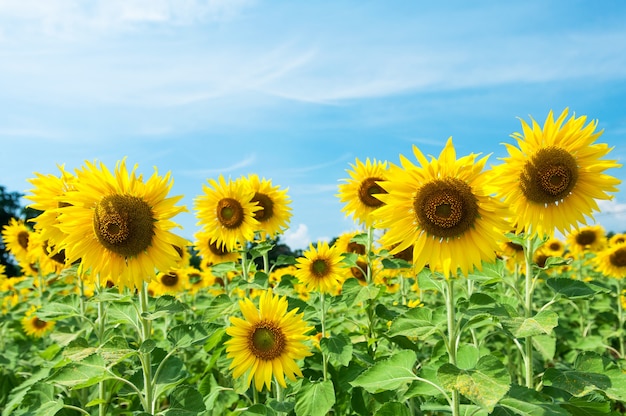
489 108 621 237
594 244 626 279
375 138 510 279
27 229 68 276
543 236 566 257
294 241 347 294
56 160 188 290
225 290 313 391
333 231 367 256
609 233 626 247
149 268 188 296
566 225 606 257
26 165 75 249
498 235 526 272
337 158 389 226
193 230 241 266
195 176 261 251
0 264 6 280
243 174 292 239
22 307 55 338
1 218 32 265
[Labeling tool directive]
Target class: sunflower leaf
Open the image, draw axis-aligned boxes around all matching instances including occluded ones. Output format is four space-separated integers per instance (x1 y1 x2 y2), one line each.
341 278 380 307
168 323 211 349
47 353 110 389
374 401 411 416
546 278 597 298
162 385 206 416
320 333 353 367
295 379 335 416
350 350 417 393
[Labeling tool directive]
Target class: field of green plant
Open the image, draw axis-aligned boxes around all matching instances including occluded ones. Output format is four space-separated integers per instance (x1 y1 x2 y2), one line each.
1 108 625 416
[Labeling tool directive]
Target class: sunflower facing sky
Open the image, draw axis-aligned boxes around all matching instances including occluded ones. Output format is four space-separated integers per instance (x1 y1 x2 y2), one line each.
337 158 389 227
294 241 347 294
225 290 313 391
375 138 511 279
489 108 621 237
53 159 189 290
243 174 292 240
194 175 261 252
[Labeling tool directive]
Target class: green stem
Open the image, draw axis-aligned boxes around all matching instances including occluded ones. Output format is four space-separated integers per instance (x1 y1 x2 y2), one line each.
95 276 107 416
275 378 285 416
63 405 91 416
139 282 155 414
365 226 377 356
320 292 328 381
445 278 460 416
523 236 534 390
618 279 625 358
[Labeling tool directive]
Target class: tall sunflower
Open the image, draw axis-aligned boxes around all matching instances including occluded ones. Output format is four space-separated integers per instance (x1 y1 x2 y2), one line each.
56 160 188 290
1 218 32 265
193 230 241 266
243 174 292 239
337 158 388 226
194 176 260 251
22 307 55 338
149 268 188 297
375 138 510 279
294 241 346 294
566 225 606 257
225 290 313 391
489 108 621 237
594 244 626 279
609 233 626 247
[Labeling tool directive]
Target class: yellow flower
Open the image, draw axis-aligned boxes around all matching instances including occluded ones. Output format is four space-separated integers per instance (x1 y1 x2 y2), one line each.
543 236 566 258
566 225 606 257
194 230 241 266
56 159 188 290
376 138 510 279
225 290 313 391
1 218 32 265
0 264 6 280
22 307 55 338
149 268 188 297
295 241 346 294
194 175 260 251
594 244 626 279
489 108 621 237
609 233 626 247
243 174 292 239
333 231 367 256
337 158 389 226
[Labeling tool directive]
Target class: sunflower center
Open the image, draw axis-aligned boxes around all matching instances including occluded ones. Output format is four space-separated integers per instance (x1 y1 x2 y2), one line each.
251 192 274 222
575 230 597 246
33 317 48 329
350 260 368 282
535 254 548 268
610 248 626 268
43 241 66 264
520 146 578 204
217 198 245 229
17 231 29 250
311 259 329 277
506 242 524 252
347 241 366 255
160 272 179 287
249 322 286 360
208 240 229 256
93 194 155 257
414 179 479 239
358 177 386 208
549 242 563 251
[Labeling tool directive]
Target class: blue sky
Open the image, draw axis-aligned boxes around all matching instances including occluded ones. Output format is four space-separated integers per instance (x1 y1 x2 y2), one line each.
1 1 625 249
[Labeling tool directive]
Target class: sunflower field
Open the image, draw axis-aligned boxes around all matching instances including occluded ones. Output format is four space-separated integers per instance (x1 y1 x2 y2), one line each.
1 108 626 416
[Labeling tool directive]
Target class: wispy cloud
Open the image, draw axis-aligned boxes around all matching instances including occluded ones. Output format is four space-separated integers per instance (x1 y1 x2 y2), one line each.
179 154 256 178
283 153 352 175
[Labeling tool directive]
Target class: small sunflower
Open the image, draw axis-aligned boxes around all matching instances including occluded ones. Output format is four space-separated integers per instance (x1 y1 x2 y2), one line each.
489 108 621 237
333 231 367 256
499 235 526 271
225 290 313 391
195 176 261 251
594 244 626 278
294 241 347 294
566 225 606 257
194 230 241 266
243 174 292 239
22 307 55 338
150 268 188 296
543 236 566 258
1 218 32 265
609 233 626 247
337 158 389 226
375 138 510 279
56 160 189 290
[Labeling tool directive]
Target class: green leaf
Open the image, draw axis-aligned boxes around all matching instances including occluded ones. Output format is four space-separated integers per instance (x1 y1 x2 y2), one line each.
546 278 597 298
143 295 189 320
502 310 559 338
542 368 609 398
341 278 380 307
168 323 211 348
320 333 353 367
456 343 480 370
274 254 297 268
3 367 51 415
47 353 109 389
388 306 445 339
202 294 238 321
243 403 277 415
437 355 511 413
381 258 413 270
153 349 187 398
350 350 417 393
140 339 157 353
162 385 206 416
295 379 336 416
375 401 411 416
107 302 140 332
532 334 556 360
21 382 64 416
417 268 445 292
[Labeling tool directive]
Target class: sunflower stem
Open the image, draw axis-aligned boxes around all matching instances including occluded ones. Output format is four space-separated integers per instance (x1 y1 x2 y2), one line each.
445 277 460 416
617 279 625 359
365 225 377 356
274 378 285 416
523 235 535 390
320 292 328 381
95 276 108 416
139 282 155 414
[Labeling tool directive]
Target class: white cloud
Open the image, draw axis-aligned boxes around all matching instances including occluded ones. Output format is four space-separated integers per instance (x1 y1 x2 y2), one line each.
283 223 311 251
179 154 256 178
